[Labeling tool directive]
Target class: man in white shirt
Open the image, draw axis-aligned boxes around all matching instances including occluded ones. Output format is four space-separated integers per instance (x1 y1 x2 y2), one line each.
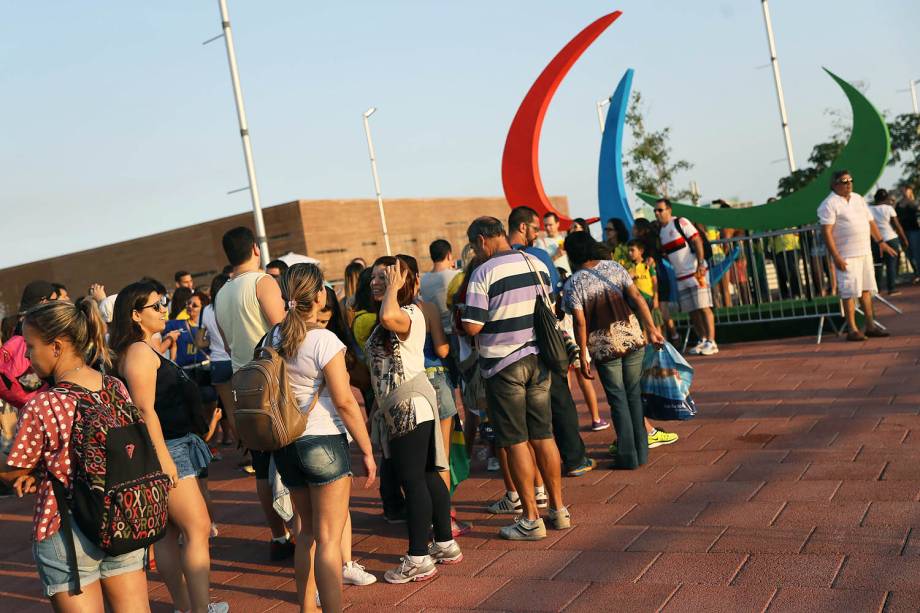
655 199 718 355
534 212 569 273
817 169 897 341
419 239 460 334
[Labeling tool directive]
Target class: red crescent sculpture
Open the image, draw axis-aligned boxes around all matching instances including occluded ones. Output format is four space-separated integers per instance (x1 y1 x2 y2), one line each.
502 11 622 230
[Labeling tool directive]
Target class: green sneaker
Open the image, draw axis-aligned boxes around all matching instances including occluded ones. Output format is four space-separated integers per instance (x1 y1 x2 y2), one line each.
648 429 679 449
607 441 618 457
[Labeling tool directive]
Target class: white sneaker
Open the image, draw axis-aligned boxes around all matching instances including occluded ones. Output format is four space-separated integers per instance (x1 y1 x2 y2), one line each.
699 340 719 355
384 555 437 584
487 492 522 514
315 592 321 608
207 603 230 613
486 456 500 472
210 523 219 538
687 340 706 355
343 560 377 585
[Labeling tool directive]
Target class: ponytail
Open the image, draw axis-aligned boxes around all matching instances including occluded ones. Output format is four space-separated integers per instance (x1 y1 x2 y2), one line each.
23 297 112 368
277 264 325 359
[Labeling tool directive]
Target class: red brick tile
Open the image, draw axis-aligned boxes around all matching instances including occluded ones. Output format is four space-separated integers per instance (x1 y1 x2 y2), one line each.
561 502 636 525
426 548 505 577
476 549 578 579
608 481 692 503
862 502 920 529
694 502 786 528
650 450 727 465
803 527 908 555
676 481 764 503
637 551 748 586
477 578 590 612
555 550 658 583
626 525 725 553
885 591 920 612
717 450 790 465
563 582 678 613
801 462 887 481
833 480 920 502
783 449 861 463
881 459 920 481
710 526 812 554
834 555 920 591
550 524 646 552
616 502 708 527
662 462 740 482
398 575 509 610
728 462 810 482
773 502 870 528
731 553 844 588
661 584 776 613
764 587 886 612
753 480 841 502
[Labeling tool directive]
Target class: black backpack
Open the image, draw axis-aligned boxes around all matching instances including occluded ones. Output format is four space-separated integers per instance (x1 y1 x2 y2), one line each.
674 217 713 262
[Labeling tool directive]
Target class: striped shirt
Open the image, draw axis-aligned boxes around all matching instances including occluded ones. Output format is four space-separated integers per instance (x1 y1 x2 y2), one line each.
462 250 551 378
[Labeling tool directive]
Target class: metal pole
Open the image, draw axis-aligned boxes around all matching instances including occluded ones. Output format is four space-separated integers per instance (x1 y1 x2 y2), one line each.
596 98 610 133
217 0 270 266
761 0 797 173
910 79 919 114
362 108 392 256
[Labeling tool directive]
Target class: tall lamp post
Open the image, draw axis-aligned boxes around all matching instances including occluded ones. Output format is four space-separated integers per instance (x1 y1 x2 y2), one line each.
761 0 797 173
910 79 919 115
596 97 611 133
362 107 392 256
211 0 270 266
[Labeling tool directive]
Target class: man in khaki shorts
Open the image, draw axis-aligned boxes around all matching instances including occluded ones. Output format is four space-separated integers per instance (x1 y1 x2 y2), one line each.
818 169 898 341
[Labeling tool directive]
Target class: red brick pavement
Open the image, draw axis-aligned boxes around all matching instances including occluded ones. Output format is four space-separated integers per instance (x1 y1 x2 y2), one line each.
2 287 919 611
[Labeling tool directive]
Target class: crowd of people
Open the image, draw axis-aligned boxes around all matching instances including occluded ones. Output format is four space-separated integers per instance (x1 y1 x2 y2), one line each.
0 170 914 612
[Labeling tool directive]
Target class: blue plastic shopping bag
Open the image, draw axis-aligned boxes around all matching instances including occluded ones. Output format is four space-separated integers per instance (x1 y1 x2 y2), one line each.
640 342 697 421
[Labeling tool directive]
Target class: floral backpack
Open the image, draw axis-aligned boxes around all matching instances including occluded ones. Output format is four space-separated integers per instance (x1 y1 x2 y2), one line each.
50 376 170 593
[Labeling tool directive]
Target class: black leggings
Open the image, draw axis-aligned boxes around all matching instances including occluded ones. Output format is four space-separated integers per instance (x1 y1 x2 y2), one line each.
388 420 452 556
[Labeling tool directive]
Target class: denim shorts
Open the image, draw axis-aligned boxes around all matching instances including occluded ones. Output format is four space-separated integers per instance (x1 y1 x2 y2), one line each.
427 370 458 420
33 522 145 597
210 360 233 385
273 433 352 487
166 433 211 480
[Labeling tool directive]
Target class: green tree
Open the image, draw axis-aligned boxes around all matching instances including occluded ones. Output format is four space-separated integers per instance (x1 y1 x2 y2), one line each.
887 112 920 190
623 91 694 200
776 139 845 196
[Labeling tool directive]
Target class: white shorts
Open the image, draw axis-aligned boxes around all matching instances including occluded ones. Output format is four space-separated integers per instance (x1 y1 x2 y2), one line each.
677 277 713 312
837 254 878 299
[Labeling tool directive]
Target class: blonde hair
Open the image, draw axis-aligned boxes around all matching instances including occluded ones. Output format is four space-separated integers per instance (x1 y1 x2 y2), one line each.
277 263 325 359
23 297 111 368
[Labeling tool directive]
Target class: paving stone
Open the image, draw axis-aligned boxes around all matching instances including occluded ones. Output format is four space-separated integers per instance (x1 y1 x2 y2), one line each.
477 578 590 612
663 462 741 482
639 552 748 586
549 524 646 552
710 526 813 554
884 591 920 612
862 502 920 529
765 587 886 612
694 502 787 527
731 553 844 588
729 462 810 482
676 481 764 503
833 480 920 502
476 549 578 579
661 584 777 613
834 555 920 591
608 481 692 503
555 550 658 583
616 502 708 527
753 480 841 502
773 502 871 528
802 461 888 481
803 527 908 556
563 581 679 613
626 525 725 553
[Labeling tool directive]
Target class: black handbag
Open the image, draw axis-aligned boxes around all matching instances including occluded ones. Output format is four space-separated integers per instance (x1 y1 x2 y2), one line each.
519 252 569 377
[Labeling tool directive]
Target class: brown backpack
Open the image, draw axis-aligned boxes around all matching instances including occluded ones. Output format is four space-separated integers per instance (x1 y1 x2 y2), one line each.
231 324 324 451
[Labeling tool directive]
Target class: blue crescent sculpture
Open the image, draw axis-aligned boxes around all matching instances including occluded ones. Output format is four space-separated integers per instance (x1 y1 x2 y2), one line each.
597 68 635 231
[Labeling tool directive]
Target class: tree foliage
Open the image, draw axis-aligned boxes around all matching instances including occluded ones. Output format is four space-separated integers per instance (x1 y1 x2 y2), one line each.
623 91 694 200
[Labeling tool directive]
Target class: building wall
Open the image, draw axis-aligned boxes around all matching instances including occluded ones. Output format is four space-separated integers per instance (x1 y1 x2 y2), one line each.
0 196 568 316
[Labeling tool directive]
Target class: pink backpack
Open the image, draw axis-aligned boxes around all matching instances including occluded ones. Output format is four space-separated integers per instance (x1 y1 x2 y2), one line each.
0 335 44 408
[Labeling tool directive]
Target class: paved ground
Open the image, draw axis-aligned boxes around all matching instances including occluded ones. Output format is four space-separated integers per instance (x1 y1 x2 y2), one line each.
1 287 919 612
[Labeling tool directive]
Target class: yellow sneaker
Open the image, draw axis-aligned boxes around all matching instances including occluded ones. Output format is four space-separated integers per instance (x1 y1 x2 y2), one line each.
648 429 679 449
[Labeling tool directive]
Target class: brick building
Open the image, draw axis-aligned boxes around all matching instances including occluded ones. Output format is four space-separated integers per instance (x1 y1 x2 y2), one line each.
0 196 568 316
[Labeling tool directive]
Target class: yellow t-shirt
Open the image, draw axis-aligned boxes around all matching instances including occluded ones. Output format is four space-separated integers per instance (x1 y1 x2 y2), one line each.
772 232 800 253
626 261 656 299
445 271 466 312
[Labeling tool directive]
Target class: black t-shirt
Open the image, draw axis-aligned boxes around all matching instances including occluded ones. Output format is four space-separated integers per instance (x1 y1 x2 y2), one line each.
896 198 920 232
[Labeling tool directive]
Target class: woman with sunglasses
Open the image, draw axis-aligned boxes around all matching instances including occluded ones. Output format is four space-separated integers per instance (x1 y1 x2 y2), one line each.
109 282 226 613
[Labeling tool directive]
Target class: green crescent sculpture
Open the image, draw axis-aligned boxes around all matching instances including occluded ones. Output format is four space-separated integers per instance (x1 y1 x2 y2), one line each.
636 68 890 230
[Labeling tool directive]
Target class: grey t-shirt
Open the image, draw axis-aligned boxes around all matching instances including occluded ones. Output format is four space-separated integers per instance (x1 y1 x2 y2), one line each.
419 269 460 334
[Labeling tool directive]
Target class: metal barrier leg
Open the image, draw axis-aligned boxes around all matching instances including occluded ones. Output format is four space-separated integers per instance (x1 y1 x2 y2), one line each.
816 316 825 345
873 294 903 315
855 306 888 331
682 327 692 353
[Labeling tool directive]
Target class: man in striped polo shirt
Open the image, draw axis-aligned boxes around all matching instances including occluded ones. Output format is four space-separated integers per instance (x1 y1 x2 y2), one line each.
462 216 570 541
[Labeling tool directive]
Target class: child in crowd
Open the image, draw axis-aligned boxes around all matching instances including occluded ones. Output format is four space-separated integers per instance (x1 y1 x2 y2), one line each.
626 239 663 327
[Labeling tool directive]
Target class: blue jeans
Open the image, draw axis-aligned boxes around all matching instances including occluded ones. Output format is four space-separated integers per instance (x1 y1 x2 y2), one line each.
595 349 647 469
872 238 901 293
273 434 352 487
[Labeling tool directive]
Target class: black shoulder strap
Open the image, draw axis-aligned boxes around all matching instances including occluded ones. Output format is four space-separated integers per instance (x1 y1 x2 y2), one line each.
50 476 82 595
673 217 689 243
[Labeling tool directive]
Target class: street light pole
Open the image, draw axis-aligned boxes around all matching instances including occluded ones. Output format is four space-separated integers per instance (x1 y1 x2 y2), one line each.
215 0 270 266
362 107 392 256
910 79 919 115
761 0 797 173
596 98 611 133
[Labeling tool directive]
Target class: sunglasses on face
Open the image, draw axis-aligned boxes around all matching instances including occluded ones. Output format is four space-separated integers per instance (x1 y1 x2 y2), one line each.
138 296 168 312
653 208 667 213
836 178 853 185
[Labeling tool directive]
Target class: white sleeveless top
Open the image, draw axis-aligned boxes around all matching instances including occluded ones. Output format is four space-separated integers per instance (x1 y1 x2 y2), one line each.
214 271 271 372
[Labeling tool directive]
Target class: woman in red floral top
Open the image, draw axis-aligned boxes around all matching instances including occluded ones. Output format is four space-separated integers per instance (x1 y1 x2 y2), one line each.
0 298 151 610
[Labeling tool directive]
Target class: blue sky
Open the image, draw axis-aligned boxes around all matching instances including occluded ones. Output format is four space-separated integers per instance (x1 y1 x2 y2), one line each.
3 1 918 269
